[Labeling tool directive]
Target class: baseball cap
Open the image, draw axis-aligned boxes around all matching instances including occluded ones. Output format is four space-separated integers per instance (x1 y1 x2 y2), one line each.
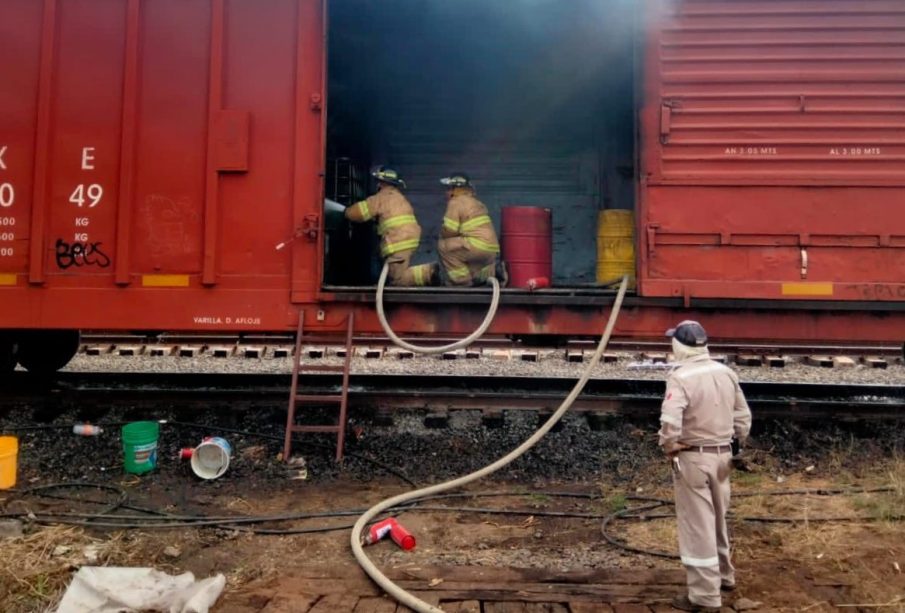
666 320 708 347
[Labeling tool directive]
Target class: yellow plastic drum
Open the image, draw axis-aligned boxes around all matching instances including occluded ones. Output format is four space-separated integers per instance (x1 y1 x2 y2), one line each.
596 210 635 287
0 436 19 489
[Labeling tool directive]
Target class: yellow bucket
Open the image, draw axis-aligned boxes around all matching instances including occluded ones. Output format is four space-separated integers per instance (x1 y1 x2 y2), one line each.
597 210 635 286
0 436 18 490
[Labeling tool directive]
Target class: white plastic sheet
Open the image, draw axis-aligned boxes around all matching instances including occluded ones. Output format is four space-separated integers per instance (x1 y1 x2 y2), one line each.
55 567 226 613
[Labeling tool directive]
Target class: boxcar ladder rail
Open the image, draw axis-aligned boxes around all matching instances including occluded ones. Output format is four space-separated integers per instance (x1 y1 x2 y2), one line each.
283 312 354 463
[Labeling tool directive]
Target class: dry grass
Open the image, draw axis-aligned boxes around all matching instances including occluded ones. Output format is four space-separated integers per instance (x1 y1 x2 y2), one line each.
0 526 92 613
0 525 160 613
609 459 905 608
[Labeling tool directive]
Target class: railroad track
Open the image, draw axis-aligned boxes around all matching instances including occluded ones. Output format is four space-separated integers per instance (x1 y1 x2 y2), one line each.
6 372 905 420
81 332 904 353
79 334 903 370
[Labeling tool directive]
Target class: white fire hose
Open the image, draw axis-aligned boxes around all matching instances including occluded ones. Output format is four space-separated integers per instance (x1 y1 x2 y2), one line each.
351 276 630 613
375 261 501 354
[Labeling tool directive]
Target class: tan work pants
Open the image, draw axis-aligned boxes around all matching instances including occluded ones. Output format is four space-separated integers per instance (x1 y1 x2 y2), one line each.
438 237 496 287
386 249 432 287
673 449 735 609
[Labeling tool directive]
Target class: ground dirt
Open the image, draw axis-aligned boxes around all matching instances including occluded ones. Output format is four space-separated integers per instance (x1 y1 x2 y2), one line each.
0 406 903 612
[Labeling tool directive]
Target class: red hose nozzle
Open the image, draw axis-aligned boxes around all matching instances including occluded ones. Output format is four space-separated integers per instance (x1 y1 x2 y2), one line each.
361 518 416 551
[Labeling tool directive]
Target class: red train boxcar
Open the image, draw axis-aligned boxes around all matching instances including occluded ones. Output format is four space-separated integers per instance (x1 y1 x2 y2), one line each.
1 0 904 372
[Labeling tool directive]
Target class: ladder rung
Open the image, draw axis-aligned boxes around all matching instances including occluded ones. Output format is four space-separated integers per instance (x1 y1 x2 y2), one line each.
295 394 344 404
290 425 341 433
298 364 346 373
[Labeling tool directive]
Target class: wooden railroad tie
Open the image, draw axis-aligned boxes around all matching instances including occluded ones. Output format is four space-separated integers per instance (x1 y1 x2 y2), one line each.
641 352 667 364
735 354 763 367
303 346 326 359
424 410 450 429
443 349 466 360
388 348 414 360
518 350 539 363
271 346 293 358
177 345 203 358
831 356 856 369
861 356 888 369
764 355 786 368
147 345 174 357
364 347 384 359
805 355 834 368
116 345 143 357
465 349 482 360
481 408 505 429
84 345 112 356
243 346 265 359
210 345 234 358
566 350 584 363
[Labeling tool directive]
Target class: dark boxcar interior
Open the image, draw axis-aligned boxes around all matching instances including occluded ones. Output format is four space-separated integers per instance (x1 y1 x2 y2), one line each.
324 0 638 287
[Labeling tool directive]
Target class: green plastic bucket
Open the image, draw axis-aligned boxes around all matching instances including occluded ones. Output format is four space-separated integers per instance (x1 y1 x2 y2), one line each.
121 421 159 474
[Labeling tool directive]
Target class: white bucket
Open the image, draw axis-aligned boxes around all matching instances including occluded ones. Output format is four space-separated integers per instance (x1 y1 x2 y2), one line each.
190 437 232 480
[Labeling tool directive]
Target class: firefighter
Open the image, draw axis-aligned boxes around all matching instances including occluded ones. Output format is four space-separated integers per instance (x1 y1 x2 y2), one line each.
658 321 752 612
437 173 506 287
344 166 433 287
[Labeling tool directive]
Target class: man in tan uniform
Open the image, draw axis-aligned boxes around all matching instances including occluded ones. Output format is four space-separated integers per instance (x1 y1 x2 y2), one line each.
658 320 752 612
344 166 433 287
437 173 506 287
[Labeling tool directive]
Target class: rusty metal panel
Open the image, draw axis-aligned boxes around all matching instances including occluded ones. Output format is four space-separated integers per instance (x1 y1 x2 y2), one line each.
639 0 905 302
0 0 43 276
0 0 324 331
651 0 905 186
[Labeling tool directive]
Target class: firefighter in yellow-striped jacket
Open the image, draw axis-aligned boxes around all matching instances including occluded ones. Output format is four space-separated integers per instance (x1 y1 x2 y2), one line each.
344 167 433 286
437 173 506 287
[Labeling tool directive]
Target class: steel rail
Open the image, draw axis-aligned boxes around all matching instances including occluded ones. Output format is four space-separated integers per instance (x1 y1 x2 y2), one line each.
4 372 905 420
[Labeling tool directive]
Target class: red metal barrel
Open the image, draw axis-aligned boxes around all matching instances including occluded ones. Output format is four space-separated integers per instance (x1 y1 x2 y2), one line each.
501 207 553 289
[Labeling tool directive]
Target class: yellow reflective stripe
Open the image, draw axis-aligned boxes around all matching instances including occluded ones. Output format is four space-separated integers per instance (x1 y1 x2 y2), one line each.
477 264 494 281
355 200 372 221
466 236 500 253
378 214 417 235
443 217 460 232
413 265 429 287
447 266 470 280
460 215 491 232
381 238 420 256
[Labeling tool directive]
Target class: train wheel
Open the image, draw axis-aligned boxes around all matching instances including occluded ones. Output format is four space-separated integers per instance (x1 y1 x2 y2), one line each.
15 330 81 375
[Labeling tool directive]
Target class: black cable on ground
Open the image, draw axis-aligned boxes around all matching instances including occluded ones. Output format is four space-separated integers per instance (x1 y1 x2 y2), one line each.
11 482 128 518
3 485 901 541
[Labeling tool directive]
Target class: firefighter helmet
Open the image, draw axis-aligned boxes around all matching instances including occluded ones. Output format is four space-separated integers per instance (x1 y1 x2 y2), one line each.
371 166 406 189
440 172 473 188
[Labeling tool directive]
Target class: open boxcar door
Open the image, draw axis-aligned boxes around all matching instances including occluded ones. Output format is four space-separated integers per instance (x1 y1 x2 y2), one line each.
639 0 905 303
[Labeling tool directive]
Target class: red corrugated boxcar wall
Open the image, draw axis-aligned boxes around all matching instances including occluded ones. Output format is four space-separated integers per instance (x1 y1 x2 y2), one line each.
640 0 905 302
0 0 324 331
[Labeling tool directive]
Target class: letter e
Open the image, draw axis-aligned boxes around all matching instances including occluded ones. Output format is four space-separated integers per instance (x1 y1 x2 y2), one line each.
81 147 96 170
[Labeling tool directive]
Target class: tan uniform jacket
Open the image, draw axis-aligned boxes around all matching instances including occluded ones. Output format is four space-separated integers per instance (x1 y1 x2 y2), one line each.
441 193 499 253
658 354 752 449
345 186 421 257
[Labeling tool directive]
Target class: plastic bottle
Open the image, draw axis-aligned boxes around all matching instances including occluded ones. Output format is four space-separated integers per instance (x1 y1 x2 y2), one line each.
72 424 104 436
